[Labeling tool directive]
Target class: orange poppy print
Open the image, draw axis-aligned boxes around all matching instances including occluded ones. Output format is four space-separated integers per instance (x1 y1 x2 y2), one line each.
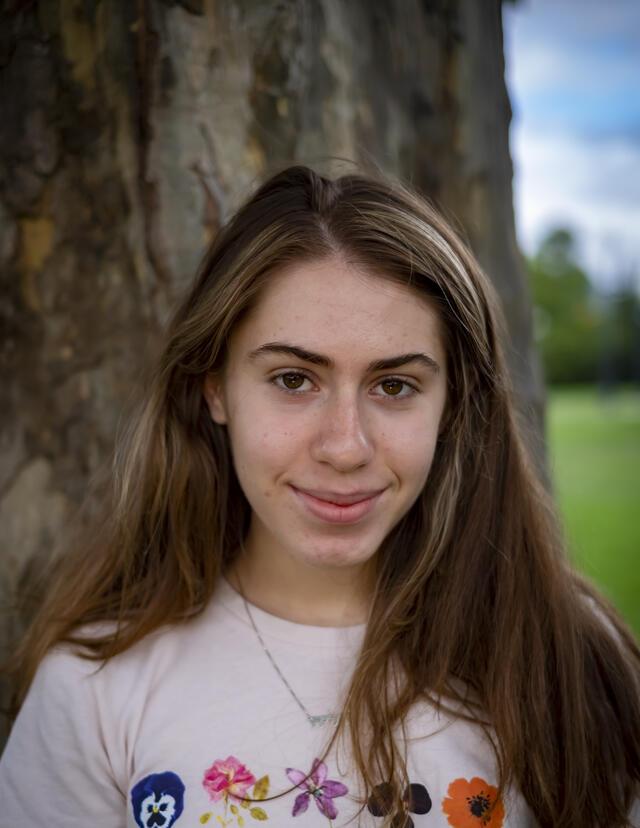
442 776 505 827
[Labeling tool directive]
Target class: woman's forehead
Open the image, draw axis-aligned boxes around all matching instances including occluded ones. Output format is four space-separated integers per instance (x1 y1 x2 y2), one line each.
232 258 446 364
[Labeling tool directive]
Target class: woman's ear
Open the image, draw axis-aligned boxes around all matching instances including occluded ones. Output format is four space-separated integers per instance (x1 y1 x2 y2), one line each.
203 373 228 425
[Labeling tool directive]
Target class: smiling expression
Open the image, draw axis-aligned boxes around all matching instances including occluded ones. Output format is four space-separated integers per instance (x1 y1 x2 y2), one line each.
203 256 448 573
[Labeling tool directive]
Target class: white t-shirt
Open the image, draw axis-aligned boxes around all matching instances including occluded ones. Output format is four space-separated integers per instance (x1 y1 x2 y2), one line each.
0 577 538 827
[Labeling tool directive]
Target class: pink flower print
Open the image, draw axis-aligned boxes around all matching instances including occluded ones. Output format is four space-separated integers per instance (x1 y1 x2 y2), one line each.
286 758 349 820
203 755 256 802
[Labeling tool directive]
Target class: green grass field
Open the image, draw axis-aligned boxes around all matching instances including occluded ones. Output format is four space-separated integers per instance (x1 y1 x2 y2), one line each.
547 386 640 636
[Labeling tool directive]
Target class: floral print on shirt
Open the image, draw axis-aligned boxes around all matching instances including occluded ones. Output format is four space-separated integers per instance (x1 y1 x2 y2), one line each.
442 777 505 827
198 755 349 826
200 756 270 825
367 781 432 827
130 771 185 828
286 757 349 821
135 757 505 826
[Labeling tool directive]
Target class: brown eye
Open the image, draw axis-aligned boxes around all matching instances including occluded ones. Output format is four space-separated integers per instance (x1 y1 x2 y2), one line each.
282 374 304 388
281 373 305 390
271 371 313 395
381 379 404 396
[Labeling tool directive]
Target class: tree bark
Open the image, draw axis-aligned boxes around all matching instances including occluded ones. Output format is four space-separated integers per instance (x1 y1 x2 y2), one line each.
0 0 542 745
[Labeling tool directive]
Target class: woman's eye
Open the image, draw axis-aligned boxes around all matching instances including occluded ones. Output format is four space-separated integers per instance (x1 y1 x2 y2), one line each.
376 378 418 399
272 372 312 393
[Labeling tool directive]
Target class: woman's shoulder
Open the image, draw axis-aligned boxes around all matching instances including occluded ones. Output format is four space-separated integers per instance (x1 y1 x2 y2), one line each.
23 614 189 706
1 638 132 821
21 641 103 718
34 588 241 698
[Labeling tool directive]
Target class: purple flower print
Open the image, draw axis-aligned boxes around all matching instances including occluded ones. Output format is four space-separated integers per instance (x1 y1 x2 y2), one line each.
286 758 349 820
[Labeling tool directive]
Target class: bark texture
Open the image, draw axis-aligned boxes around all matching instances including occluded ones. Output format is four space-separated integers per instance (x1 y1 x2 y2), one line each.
0 0 541 744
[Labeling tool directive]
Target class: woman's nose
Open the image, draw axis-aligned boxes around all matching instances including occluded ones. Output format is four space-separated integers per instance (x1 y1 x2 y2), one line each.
309 391 375 471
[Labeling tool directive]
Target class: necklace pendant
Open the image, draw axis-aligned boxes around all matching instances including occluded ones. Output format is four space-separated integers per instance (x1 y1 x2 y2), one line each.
308 713 339 727
239 585 343 730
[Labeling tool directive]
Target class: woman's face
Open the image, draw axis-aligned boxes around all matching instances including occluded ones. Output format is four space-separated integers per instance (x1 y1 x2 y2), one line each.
204 256 448 574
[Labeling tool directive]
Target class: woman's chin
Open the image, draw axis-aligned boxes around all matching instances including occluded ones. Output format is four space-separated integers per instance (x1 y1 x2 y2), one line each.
289 541 376 571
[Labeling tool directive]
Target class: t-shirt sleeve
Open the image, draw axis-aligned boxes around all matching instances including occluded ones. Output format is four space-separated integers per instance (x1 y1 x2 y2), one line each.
0 646 126 827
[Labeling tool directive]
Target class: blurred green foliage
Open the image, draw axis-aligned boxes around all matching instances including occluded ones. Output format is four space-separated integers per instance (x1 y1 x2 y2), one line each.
528 229 640 385
531 231 639 636
548 386 640 637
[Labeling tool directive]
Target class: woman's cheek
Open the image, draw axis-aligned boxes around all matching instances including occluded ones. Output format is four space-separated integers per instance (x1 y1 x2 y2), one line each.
385 415 439 463
236 412 302 468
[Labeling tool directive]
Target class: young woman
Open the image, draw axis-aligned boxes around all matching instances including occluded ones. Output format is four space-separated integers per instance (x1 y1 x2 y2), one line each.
0 166 638 828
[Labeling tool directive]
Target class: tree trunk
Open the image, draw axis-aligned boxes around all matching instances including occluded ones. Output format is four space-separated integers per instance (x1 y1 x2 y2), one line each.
0 0 541 745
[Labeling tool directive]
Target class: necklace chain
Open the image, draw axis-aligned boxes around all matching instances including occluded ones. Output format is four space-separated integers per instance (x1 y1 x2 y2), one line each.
238 582 339 728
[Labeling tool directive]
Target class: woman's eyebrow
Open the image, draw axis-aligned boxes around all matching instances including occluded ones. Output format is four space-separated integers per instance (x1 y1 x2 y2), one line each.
247 342 440 373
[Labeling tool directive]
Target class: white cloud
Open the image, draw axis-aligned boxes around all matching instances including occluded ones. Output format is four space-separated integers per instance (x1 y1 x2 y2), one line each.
507 40 638 99
511 122 640 287
503 1 640 290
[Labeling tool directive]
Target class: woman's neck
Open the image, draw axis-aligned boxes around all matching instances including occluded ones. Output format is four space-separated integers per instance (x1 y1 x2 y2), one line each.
225 537 373 628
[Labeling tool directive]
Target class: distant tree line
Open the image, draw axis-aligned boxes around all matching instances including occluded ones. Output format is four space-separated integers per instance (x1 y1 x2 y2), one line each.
527 229 640 387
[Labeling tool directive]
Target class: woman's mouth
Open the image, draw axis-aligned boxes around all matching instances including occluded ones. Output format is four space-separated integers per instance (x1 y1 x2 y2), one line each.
290 486 386 525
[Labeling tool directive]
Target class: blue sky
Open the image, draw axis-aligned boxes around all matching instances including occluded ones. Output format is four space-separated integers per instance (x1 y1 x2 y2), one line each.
502 0 640 288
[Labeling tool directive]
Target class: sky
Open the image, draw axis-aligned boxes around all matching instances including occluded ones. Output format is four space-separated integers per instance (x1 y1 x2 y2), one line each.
502 0 640 290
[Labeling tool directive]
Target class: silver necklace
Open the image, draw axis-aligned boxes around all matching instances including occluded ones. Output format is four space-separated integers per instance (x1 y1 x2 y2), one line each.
238 585 340 728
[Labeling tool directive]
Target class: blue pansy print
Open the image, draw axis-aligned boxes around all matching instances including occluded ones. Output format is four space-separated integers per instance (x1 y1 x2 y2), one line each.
131 771 186 828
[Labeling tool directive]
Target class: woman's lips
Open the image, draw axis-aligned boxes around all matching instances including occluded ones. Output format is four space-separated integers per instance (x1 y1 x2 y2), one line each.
290 486 385 525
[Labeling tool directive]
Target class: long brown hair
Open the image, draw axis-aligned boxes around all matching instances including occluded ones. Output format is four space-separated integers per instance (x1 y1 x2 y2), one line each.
7 165 640 826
